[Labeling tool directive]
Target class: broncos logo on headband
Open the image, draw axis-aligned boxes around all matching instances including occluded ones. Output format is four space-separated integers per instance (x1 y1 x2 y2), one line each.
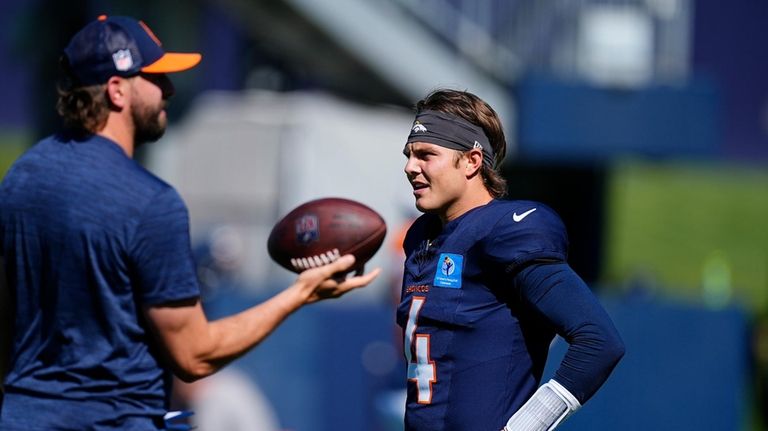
411 122 427 133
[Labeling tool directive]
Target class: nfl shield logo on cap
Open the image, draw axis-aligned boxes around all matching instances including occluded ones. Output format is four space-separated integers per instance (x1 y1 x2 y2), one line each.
112 49 134 72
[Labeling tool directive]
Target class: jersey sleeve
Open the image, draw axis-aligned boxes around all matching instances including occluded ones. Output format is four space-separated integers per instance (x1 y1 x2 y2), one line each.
129 187 200 305
482 203 569 274
515 262 625 404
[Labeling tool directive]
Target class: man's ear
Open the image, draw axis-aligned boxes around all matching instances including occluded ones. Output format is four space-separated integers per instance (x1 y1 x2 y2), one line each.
464 149 484 178
105 76 129 110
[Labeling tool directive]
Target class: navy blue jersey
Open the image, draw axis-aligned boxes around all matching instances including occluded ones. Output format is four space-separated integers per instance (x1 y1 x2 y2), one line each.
0 133 200 430
397 199 568 431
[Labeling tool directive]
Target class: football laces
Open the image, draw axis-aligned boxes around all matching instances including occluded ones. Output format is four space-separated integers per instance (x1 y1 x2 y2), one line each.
290 248 341 271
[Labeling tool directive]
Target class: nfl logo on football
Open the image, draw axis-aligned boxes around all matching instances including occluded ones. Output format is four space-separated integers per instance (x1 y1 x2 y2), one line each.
295 214 319 245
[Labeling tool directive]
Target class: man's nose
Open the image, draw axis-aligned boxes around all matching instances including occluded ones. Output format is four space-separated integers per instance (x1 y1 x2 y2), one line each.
404 157 420 177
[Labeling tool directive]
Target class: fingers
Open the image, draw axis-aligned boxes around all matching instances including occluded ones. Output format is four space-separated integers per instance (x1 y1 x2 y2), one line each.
323 254 356 276
312 267 381 302
354 265 364 277
297 255 355 284
339 267 381 290
297 255 381 304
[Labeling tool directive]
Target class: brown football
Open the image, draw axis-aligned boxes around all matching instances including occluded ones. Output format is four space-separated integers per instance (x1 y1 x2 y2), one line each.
267 198 387 273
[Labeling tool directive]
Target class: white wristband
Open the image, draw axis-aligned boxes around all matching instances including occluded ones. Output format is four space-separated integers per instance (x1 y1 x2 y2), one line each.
503 379 581 431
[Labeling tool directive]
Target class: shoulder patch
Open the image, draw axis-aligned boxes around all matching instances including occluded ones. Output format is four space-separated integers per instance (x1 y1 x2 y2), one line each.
433 253 463 288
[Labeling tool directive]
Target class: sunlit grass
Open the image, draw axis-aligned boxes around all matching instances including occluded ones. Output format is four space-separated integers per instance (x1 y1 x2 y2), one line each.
0 131 31 179
604 160 768 314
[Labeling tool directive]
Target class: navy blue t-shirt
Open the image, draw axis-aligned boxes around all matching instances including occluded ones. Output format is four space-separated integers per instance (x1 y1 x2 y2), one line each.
0 133 200 430
397 199 569 431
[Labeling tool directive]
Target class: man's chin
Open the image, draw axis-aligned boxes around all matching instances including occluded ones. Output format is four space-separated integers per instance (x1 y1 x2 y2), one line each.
414 199 433 214
134 128 166 148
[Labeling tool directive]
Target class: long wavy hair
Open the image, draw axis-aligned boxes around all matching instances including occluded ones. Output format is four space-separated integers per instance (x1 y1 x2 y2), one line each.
55 57 110 133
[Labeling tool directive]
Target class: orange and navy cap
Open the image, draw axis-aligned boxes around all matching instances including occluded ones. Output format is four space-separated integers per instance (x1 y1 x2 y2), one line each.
63 15 201 85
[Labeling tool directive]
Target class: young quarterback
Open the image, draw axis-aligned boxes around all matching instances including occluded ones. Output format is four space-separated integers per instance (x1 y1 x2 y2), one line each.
398 89 625 430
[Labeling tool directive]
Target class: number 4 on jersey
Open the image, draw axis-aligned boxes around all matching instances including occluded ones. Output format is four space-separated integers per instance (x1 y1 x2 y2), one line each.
405 296 436 404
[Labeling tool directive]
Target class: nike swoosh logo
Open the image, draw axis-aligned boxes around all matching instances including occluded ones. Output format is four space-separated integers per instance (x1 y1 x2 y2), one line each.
512 208 537 222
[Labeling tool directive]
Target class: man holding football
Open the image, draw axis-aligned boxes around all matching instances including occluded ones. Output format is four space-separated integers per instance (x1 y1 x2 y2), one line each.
0 15 379 430
398 89 624 430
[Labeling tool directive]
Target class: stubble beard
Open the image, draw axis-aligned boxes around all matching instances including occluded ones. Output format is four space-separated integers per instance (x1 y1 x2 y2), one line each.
132 100 167 147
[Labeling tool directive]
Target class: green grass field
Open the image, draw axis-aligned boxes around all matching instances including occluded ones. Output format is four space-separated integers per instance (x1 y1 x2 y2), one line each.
0 132 29 179
604 160 768 314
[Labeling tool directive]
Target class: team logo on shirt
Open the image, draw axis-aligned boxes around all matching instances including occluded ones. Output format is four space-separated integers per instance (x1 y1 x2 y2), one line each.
295 214 319 244
433 253 463 288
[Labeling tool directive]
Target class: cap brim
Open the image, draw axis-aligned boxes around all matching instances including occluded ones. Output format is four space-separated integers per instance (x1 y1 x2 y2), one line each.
141 52 201 73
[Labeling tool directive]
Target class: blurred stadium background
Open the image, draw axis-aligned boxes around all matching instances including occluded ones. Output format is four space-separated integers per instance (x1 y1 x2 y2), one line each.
2 0 767 429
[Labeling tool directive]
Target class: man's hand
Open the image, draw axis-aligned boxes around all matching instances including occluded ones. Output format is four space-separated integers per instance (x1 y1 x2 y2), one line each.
294 255 381 304
144 254 380 382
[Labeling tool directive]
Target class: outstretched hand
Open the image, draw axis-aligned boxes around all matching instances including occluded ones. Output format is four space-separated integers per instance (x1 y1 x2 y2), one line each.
295 255 381 303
